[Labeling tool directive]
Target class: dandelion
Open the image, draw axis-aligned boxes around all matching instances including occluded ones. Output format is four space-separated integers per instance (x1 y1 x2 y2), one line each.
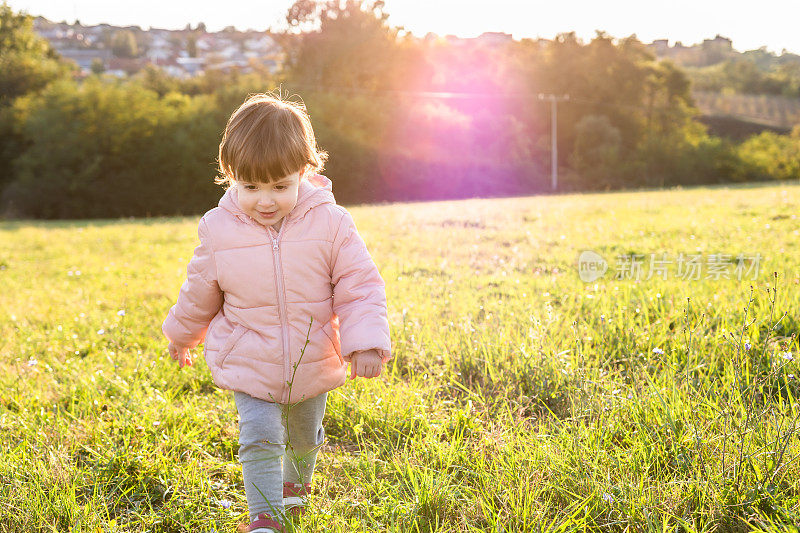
652 347 665 355
117 310 126 317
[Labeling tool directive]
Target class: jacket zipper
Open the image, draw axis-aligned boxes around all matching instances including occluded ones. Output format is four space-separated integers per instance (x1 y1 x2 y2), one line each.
269 218 291 404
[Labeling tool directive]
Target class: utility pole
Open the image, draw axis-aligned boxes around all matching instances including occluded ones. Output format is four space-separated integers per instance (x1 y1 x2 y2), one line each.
538 94 569 191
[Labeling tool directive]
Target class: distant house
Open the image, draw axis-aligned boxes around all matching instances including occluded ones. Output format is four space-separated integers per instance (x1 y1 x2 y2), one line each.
176 56 206 75
57 48 112 73
197 35 216 53
244 35 277 53
703 34 733 51
32 16 286 78
444 35 467 46
442 32 513 48
651 39 669 55
206 59 250 73
218 44 243 60
476 32 513 46
107 57 148 75
146 42 173 62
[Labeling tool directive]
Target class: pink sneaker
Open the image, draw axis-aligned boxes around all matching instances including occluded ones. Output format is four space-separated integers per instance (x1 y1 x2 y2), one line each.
283 482 311 516
236 512 284 533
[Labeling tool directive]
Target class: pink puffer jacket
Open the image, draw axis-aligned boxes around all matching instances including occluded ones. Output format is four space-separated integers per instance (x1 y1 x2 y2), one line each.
162 174 392 403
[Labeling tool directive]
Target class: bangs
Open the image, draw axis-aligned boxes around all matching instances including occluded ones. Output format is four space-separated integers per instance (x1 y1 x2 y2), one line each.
216 94 327 188
221 106 310 183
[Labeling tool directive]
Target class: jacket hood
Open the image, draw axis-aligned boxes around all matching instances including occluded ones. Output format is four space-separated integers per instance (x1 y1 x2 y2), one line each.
218 174 336 224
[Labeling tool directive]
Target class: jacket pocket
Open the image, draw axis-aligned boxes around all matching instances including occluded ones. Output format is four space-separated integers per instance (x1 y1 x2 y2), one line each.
217 324 247 369
321 321 343 363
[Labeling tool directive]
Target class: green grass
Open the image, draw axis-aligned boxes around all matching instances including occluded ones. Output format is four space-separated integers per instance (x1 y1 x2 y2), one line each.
1 181 799 532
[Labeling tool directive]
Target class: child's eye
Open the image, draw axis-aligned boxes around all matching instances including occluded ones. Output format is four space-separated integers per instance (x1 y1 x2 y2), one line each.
244 184 257 190
274 186 286 191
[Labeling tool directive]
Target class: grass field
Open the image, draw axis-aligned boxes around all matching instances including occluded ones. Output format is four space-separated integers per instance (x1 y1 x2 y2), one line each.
1 181 799 532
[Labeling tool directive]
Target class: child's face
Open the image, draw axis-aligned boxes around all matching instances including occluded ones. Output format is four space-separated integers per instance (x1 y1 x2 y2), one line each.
235 170 302 231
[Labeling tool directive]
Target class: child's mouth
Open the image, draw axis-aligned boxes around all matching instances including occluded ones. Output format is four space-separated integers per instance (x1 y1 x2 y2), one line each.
258 210 277 218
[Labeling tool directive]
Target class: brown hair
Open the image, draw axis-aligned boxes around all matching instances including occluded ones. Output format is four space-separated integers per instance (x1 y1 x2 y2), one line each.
216 93 327 188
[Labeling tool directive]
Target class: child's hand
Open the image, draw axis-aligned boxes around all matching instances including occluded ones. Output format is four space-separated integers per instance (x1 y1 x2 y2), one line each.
168 342 194 368
350 350 383 380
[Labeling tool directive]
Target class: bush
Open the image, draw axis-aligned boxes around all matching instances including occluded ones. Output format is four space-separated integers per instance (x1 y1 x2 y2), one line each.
4 78 224 218
735 130 800 181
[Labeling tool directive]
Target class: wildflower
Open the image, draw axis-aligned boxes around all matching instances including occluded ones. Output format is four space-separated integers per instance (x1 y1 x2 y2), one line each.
97 329 105 335
117 310 126 317
652 347 665 355
744 342 751 351
27 358 38 366
612 389 620 395
602 492 615 504
600 314 605 323
780 352 793 361
218 499 232 509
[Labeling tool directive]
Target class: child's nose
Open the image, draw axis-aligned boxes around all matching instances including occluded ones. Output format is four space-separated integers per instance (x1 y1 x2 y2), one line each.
257 193 276 206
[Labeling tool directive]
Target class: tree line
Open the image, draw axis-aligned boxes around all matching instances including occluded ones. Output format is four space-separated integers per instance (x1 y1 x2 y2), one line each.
1 1 798 219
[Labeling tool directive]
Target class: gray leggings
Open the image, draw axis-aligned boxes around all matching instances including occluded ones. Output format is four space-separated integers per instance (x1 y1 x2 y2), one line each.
234 390 328 522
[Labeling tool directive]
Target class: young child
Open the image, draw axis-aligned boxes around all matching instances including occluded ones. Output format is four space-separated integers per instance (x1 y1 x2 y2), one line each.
161 93 392 533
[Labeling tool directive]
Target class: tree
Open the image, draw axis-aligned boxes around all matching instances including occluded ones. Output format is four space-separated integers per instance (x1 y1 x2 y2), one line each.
90 57 105 75
0 2 71 201
111 29 139 58
0 3 69 104
570 114 623 188
186 34 197 58
281 0 402 91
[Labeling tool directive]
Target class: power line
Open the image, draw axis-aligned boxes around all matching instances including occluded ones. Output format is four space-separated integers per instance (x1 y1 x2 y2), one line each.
279 83 699 113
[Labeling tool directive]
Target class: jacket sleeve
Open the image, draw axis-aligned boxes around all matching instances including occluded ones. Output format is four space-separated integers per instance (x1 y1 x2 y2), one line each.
331 210 392 363
162 217 224 349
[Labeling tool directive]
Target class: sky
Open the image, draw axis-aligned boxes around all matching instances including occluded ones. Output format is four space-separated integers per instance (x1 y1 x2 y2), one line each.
6 0 800 55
